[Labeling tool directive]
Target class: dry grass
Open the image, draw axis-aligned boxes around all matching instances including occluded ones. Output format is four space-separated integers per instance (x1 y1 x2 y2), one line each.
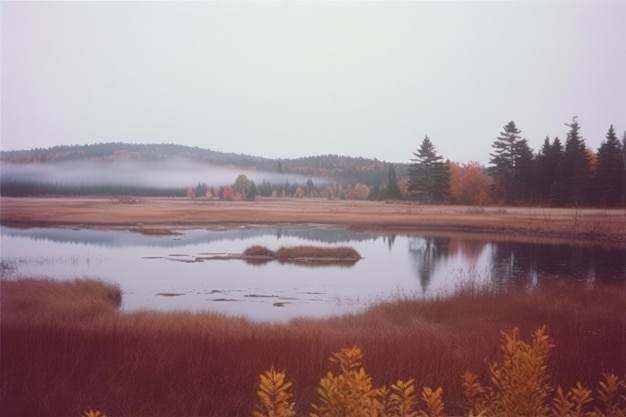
1 278 625 417
2 197 625 247
244 245 277 257
242 245 361 267
274 246 361 260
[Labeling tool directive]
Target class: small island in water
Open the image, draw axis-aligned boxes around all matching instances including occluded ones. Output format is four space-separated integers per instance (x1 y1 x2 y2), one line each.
242 245 362 266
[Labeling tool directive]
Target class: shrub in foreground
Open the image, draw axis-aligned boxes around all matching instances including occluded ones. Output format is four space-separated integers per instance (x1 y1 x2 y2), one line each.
254 327 626 417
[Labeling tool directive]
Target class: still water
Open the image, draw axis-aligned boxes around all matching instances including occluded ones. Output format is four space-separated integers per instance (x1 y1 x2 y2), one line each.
1 226 625 321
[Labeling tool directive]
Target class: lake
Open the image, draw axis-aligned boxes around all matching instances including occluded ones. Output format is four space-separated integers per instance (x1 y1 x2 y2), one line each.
1 226 625 321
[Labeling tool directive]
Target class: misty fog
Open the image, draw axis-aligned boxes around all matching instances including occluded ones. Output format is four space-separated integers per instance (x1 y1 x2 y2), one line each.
0 159 326 189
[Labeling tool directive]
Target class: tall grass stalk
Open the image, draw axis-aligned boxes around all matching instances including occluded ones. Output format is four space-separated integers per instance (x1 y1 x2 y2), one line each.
1 278 624 416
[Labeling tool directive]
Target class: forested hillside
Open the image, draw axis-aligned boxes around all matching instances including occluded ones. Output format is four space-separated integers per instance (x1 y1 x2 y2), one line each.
2 118 625 208
0 142 406 199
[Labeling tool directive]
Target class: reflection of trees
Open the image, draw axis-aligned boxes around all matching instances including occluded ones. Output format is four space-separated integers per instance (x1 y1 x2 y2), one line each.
448 238 487 262
384 234 396 251
408 236 450 292
488 242 624 286
489 243 535 287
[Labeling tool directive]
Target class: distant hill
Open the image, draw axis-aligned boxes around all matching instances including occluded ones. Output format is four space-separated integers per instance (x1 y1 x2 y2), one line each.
0 143 408 196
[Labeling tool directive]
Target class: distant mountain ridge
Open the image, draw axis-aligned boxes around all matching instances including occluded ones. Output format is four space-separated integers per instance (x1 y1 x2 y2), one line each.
0 142 407 185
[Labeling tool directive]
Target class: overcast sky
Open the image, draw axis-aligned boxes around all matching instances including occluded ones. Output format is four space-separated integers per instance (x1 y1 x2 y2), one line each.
2 1 625 164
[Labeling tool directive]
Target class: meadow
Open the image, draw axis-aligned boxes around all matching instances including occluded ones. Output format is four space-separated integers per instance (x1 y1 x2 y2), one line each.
2 197 626 248
2 278 625 417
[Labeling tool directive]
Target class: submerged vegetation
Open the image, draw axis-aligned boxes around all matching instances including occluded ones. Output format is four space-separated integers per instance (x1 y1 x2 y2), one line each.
1 278 624 416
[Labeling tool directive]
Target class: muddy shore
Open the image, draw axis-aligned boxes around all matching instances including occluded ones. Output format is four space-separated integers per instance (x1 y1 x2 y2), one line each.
2 197 625 247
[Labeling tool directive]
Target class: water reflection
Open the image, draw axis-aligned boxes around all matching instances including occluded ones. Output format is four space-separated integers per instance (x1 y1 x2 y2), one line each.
2 226 381 248
408 236 451 292
407 235 626 291
1 226 625 321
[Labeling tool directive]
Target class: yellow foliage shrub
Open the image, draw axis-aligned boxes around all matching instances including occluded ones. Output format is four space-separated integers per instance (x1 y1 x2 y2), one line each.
253 367 296 417
253 326 626 417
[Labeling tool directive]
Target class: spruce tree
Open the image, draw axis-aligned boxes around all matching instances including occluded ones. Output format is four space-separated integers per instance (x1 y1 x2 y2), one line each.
385 164 402 199
489 121 522 203
408 136 450 203
511 138 534 203
550 117 591 206
592 125 624 207
534 137 562 204
623 131 626 206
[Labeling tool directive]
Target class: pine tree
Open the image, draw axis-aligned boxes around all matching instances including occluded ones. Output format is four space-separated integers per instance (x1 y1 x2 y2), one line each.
407 136 450 203
623 131 626 206
489 121 523 204
385 164 402 200
534 137 562 204
511 138 534 203
550 117 591 206
592 125 624 207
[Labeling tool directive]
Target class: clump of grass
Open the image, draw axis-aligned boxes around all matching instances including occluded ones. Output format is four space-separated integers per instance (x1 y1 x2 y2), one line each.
242 245 361 266
1 278 121 320
244 245 277 257
275 246 361 260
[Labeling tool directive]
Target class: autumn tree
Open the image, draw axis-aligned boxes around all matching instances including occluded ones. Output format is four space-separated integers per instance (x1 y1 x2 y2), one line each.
550 117 591 206
233 174 257 201
408 136 450 203
449 161 491 205
591 125 624 207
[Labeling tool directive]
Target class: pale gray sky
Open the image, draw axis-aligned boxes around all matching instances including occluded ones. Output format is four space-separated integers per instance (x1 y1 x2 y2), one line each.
2 1 625 164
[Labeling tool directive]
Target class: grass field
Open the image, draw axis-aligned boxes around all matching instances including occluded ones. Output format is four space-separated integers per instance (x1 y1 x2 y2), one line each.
2 197 626 247
1 278 625 417
1 197 625 416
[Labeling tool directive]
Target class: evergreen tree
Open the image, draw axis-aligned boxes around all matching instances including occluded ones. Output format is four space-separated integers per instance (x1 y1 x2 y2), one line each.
550 117 591 206
407 136 450 203
511 138 534 202
623 132 626 206
534 137 562 204
489 121 522 203
592 125 624 207
385 164 402 199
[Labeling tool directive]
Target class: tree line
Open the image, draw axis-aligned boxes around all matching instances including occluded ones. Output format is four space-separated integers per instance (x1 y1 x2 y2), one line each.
406 117 626 207
3 118 624 207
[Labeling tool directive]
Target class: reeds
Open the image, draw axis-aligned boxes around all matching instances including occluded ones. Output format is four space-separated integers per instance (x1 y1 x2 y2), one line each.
1 278 625 417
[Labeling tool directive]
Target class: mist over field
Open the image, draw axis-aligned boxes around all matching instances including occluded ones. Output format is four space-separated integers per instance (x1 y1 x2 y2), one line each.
0 159 323 189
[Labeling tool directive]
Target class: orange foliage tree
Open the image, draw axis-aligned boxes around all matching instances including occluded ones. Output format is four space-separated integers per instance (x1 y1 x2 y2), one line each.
449 161 491 205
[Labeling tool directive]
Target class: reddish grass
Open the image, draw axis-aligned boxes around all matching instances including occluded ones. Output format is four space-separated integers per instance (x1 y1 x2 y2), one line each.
1 278 625 417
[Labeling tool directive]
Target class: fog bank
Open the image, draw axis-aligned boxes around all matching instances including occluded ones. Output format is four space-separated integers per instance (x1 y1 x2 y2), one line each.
0 159 325 189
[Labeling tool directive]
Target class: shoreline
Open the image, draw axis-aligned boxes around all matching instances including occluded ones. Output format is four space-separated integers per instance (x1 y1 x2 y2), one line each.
1 196 626 247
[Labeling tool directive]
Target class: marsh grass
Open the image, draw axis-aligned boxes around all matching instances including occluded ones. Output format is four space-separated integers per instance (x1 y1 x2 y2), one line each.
242 245 361 266
244 245 361 260
1 278 625 417
275 246 361 260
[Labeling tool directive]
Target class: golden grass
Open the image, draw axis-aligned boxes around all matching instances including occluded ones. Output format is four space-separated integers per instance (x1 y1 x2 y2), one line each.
244 245 277 257
274 246 361 260
1 278 625 416
2 197 625 247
